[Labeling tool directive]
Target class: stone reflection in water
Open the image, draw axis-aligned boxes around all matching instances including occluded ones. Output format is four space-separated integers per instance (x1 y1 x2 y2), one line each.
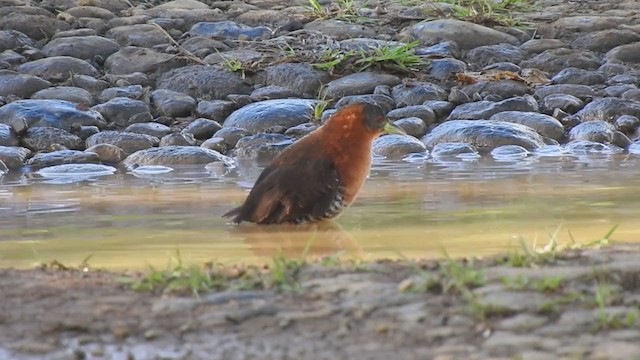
228 221 361 258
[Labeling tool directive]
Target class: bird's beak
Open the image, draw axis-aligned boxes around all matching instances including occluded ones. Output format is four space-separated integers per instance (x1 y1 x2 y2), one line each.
382 120 406 135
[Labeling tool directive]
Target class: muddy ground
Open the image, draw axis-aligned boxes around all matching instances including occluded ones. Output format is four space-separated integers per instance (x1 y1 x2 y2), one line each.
2 243 640 359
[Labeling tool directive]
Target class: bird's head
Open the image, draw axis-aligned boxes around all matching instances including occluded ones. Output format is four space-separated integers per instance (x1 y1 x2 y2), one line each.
325 102 406 137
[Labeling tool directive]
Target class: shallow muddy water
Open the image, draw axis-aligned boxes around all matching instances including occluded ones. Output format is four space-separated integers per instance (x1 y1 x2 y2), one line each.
1 153 640 269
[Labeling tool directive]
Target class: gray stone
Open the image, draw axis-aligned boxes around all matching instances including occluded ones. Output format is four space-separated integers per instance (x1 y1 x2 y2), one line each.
476 290 547 312
372 134 427 158
106 24 168 48
200 137 227 153
0 123 18 146
324 72 401 98
104 46 184 75
489 111 565 140
335 94 396 113
159 132 196 147
151 89 196 117
223 99 316 134
196 100 236 122
615 115 640 134
0 145 30 169
181 118 221 140
26 149 99 168
0 99 105 134
605 84 637 98
179 36 229 56
86 131 158 154
571 29 640 53
284 123 318 138
98 85 144 103
466 44 525 68
0 12 70 41
42 36 120 60
212 127 249 148
189 21 270 40
70 74 109 94
85 143 127 163
0 70 52 98
0 30 38 52
483 332 547 353
20 127 83 151
124 122 172 139
533 84 596 101
92 97 151 127
496 314 548 332
428 58 467 80
387 105 436 125
591 342 640 360
36 163 116 178
540 94 584 115
447 96 539 120
104 72 151 87
264 63 330 98
32 86 94 105
569 120 631 148
392 82 448 106
62 6 116 20
551 67 605 85
404 19 518 50
520 48 601 76
18 56 99 82
423 100 454 120
393 117 427 138
157 65 251 100
203 49 264 66
606 43 640 63
520 39 567 54
232 133 295 161
250 85 297 101
304 19 375 41
574 97 640 122
460 80 528 100
123 145 233 166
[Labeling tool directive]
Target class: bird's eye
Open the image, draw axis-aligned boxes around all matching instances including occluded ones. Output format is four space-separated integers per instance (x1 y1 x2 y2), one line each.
377 116 385 124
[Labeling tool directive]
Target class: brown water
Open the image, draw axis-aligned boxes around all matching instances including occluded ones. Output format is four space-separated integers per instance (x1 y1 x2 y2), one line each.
1 153 639 269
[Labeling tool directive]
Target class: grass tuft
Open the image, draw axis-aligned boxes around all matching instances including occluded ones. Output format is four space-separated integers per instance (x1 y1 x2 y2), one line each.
313 41 425 74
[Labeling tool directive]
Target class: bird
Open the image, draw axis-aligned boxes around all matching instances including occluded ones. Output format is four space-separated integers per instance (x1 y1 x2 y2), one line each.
223 101 405 225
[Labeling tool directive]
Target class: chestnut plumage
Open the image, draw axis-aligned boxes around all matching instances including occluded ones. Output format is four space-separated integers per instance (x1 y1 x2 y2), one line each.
223 102 405 225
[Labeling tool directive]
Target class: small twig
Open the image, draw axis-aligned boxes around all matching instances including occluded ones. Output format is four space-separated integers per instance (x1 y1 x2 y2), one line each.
151 22 209 66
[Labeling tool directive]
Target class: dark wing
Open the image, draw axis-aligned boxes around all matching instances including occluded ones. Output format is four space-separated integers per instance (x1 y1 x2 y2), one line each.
223 156 341 224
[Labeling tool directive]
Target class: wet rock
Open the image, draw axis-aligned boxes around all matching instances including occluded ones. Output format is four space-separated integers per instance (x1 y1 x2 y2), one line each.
392 117 427 138
427 58 467 80
284 123 318 138
73 125 99 140
232 133 294 161
551 68 605 85
387 105 436 126
212 127 249 148
159 132 195 146
519 48 601 76
189 21 271 40
92 97 151 127
151 89 196 118
403 19 518 50
0 70 51 98
422 120 547 151
20 127 83 151
0 145 30 169
569 120 631 148
0 30 38 52
181 118 221 140
423 100 454 120
0 12 70 40
106 24 168 48
615 115 640 134
223 99 316 134
324 72 401 98
533 84 596 101
431 142 479 158
85 143 127 163
372 134 427 158
304 19 375 41
200 137 226 153
391 82 448 107
571 29 640 53
574 97 640 122
447 96 538 120
104 46 184 75
605 43 640 63
0 99 106 134
70 74 109 94
196 100 236 122
0 123 18 146
264 62 331 99
18 56 99 82
105 73 151 87
42 36 120 60
335 94 396 113
157 65 251 100
605 84 637 98
519 39 567 54
565 140 624 155
489 111 565 140
86 131 158 154
26 149 99 168
124 123 172 139
99 86 145 103
540 94 584 115
460 80 528 101
32 86 94 105
123 145 232 166
466 44 525 68
36 163 116 178
491 144 531 161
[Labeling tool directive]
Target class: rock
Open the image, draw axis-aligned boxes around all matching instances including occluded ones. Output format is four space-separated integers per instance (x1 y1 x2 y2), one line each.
540 94 584 115
387 105 436 126
520 39 567 54
551 15 630 34
447 96 538 120
466 44 525 68
157 65 251 100
106 24 168 48
212 127 249 148
489 111 565 140
403 19 519 50
92 97 151 127
0 123 18 146
32 86 94 105
0 12 70 41
551 68 605 85
477 290 546 312
250 85 296 101
151 89 196 118
284 123 318 137
62 6 116 20
17 56 99 82
189 21 271 40
571 29 640 53
86 131 158 154
623 89 640 101
20 127 83 151
372 134 427 158
483 332 547 353
159 132 196 146
483 62 521 72
123 145 232 166
391 82 448 106
335 94 396 113
605 84 637 98
98 85 145 103
196 100 236 122
574 97 640 122
263 63 329 99
104 46 184 75
231 133 294 161
304 19 375 41
393 117 427 138
179 36 229 57
0 70 51 98
431 142 479 158
36 163 117 179
42 36 120 60
70 74 109 94
0 30 38 52
460 80 528 100
591 342 640 360
615 115 640 134
104 73 151 87
200 137 227 153
124 123 172 139
565 140 624 154
605 43 640 63
73 125 100 140
0 145 29 169
40 0 129 12
491 144 531 161
519 48 601 76
26 149 99 168
181 118 221 140
533 84 596 101
324 72 401 98
569 120 631 148
428 58 467 80
0 99 106 134
423 100 454 120
422 120 547 151
497 314 548 332
85 143 127 163
223 99 317 134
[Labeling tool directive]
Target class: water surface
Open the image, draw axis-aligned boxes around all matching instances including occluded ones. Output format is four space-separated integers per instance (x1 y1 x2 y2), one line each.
1 154 639 269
